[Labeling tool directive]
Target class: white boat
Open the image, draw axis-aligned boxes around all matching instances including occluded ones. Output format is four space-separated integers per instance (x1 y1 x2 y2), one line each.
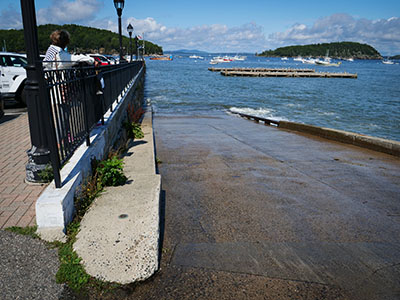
315 59 341 67
293 56 303 62
302 57 317 64
382 59 394 65
232 55 246 61
210 56 231 64
314 50 341 66
345 58 354 62
189 55 204 59
281 57 288 61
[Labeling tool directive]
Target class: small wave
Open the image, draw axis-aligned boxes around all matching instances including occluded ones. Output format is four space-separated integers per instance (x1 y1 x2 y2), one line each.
286 103 303 108
228 107 288 121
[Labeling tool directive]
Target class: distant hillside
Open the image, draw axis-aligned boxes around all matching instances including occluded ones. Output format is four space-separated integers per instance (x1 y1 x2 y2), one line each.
390 55 400 59
0 24 163 55
258 42 382 59
171 49 209 54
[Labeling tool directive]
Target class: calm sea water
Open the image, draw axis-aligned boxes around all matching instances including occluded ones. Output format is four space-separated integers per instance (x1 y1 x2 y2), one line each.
144 53 400 141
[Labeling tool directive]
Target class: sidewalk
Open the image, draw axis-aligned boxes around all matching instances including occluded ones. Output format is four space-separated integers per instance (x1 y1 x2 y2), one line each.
0 113 46 229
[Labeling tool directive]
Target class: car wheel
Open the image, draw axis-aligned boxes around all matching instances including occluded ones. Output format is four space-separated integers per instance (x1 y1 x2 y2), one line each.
18 86 27 106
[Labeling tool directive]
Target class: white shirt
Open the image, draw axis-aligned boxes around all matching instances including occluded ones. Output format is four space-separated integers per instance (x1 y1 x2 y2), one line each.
43 45 95 70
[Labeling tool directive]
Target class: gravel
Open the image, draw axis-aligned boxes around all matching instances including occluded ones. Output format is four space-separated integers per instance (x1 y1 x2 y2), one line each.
0 230 76 300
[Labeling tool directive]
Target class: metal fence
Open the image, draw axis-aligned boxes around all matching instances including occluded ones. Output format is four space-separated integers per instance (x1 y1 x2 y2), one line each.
43 61 144 187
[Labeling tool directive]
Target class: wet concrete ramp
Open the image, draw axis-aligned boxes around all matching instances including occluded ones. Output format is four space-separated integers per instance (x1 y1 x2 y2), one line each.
149 112 400 300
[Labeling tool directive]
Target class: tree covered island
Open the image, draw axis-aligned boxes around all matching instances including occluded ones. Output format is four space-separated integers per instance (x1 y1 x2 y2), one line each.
258 42 382 59
0 24 163 55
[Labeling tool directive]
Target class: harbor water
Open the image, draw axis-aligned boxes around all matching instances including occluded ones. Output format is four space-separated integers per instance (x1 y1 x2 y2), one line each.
145 54 400 141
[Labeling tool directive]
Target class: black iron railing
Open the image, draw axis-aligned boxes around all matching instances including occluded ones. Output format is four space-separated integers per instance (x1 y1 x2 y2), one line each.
43 61 144 187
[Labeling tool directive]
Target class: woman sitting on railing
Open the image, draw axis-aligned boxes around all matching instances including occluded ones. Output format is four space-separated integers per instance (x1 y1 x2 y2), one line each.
43 29 97 69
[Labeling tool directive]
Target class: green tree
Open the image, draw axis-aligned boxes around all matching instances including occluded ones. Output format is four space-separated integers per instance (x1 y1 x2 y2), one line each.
258 42 382 59
0 24 163 55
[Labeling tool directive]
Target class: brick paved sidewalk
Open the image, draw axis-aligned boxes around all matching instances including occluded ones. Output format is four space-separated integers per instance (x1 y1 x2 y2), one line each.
0 113 47 228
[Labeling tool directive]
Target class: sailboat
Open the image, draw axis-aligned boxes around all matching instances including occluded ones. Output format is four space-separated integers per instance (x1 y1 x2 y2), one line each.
315 50 341 67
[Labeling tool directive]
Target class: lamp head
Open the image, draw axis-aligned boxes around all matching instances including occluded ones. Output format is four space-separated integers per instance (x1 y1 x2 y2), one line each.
127 23 133 35
113 0 124 15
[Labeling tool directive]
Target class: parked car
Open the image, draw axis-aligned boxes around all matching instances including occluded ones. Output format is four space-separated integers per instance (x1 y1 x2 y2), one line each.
0 52 28 105
103 55 117 65
89 54 111 66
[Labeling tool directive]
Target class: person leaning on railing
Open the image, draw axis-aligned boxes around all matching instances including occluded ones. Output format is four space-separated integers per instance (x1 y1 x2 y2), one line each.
43 29 97 69
43 29 99 149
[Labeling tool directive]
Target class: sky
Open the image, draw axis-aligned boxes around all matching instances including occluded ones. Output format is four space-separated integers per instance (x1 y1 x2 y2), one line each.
1 0 400 55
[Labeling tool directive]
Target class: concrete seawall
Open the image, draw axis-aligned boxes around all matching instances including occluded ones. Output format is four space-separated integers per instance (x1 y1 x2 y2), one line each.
231 112 400 157
279 121 400 157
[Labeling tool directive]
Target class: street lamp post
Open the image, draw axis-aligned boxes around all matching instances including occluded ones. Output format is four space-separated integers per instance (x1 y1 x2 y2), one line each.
127 23 133 62
20 0 61 186
113 0 125 62
135 36 139 61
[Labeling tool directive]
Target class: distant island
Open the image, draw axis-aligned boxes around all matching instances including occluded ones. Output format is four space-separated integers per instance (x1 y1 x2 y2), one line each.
258 42 382 59
390 55 400 59
169 49 209 54
0 24 163 55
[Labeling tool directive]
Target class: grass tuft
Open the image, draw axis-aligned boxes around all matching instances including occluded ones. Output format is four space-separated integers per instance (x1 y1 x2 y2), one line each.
5 225 39 239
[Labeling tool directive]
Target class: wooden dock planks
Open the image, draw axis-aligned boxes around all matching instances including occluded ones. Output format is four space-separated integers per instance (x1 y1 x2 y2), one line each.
208 67 316 73
208 67 357 79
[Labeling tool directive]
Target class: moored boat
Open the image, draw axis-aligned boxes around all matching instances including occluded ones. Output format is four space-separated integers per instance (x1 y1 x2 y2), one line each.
315 59 341 67
210 56 232 64
189 55 204 59
150 55 173 61
382 59 394 65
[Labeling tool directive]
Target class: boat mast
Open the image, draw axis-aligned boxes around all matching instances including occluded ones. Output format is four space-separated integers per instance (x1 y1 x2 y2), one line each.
143 32 145 57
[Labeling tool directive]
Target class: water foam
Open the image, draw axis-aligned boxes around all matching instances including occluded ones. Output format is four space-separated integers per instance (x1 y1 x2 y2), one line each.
229 107 288 121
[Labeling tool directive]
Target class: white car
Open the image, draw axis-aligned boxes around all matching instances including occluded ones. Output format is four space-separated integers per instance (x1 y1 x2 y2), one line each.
0 52 28 105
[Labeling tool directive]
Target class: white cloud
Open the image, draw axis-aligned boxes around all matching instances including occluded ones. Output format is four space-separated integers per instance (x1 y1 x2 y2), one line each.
91 17 267 52
93 14 400 54
37 0 102 24
268 14 400 55
1 5 399 55
0 5 22 29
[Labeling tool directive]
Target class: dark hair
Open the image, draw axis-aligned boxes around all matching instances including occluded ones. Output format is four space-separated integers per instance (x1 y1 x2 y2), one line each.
50 30 70 48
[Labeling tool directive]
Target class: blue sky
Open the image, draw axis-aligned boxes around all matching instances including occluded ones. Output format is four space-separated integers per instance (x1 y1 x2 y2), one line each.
1 0 400 54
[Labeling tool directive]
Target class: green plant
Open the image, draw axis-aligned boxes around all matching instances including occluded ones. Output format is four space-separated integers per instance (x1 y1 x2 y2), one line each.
124 103 145 139
38 164 54 183
55 152 129 294
132 122 144 139
75 167 102 221
56 240 90 292
96 156 127 187
124 121 144 139
5 226 39 239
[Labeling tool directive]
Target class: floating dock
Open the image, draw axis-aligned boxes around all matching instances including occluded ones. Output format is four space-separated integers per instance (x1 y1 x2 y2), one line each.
208 67 316 73
208 67 357 79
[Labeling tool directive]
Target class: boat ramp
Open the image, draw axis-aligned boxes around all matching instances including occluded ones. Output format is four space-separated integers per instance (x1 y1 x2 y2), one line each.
208 67 357 79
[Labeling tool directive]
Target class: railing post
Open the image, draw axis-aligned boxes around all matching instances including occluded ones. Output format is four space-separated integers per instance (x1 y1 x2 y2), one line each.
79 65 91 147
21 0 61 187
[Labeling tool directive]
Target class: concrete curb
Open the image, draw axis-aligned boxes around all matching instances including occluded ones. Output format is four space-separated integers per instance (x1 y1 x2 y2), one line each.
278 121 400 157
73 107 161 284
230 112 400 157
